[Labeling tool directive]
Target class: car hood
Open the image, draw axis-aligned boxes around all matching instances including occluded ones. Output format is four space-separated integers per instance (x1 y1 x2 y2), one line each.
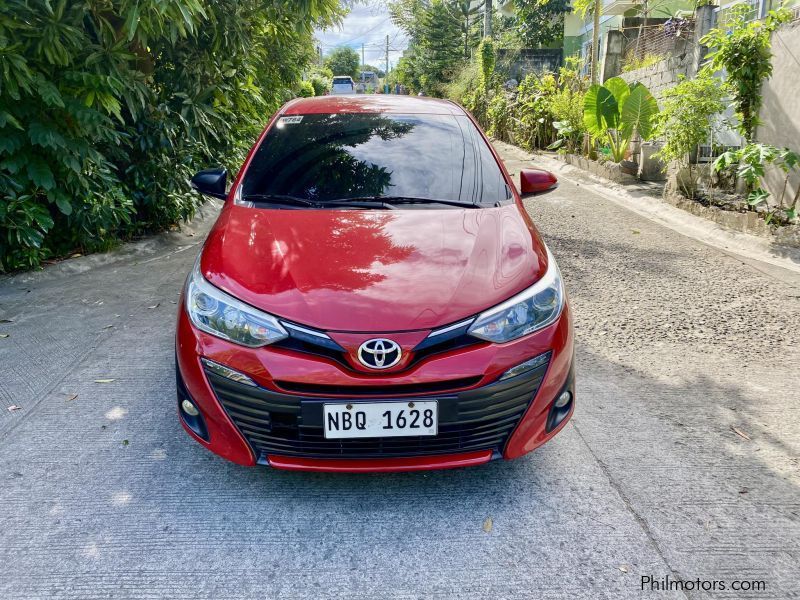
201 204 547 332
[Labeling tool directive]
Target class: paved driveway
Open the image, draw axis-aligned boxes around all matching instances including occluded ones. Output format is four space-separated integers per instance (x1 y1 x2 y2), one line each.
1 145 798 599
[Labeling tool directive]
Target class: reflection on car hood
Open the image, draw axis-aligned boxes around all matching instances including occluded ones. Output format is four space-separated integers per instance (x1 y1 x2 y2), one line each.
201 204 548 332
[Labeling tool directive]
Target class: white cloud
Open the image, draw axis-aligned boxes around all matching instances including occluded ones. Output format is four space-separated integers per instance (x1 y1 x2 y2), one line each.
315 2 408 68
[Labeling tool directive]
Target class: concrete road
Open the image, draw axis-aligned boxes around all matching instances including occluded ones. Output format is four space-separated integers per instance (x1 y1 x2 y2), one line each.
1 144 798 600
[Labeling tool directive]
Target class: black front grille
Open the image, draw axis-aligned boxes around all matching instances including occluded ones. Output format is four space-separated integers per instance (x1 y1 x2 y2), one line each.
206 356 549 460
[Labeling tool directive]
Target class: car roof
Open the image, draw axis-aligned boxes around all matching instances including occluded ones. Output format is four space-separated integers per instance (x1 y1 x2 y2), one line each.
281 95 466 116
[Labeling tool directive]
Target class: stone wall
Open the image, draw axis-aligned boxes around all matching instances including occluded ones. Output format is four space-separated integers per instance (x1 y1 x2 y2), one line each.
617 52 695 101
497 49 563 79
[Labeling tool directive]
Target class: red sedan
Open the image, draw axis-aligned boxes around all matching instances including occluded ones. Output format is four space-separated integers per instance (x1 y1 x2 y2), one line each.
176 95 574 472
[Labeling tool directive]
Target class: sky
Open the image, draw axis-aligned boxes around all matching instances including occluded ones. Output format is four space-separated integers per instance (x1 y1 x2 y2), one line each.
315 1 408 70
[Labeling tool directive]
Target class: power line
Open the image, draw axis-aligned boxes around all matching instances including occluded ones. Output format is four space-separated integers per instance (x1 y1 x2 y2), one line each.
324 16 392 47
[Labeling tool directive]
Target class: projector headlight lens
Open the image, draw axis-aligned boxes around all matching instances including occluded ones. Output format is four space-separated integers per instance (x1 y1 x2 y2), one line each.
468 247 564 344
185 255 287 347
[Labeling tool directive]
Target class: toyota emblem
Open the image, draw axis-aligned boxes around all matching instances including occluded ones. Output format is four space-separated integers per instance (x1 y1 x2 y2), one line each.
357 338 402 369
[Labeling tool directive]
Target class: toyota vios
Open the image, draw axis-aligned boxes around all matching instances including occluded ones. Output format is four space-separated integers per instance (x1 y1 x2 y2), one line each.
176 95 574 472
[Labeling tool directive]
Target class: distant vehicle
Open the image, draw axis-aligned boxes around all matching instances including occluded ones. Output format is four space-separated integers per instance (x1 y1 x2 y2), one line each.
330 76 354 95
360 71 379 88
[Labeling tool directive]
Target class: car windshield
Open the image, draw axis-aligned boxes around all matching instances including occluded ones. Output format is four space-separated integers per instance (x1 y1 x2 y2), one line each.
240 112 510 207
332 77 352 85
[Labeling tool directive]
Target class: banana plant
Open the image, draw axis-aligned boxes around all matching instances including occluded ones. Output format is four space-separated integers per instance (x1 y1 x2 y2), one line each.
583 77 659 163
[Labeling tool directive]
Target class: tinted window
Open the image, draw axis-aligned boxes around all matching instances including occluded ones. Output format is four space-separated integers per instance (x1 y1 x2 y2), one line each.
332 77 352 85
241 113 510 206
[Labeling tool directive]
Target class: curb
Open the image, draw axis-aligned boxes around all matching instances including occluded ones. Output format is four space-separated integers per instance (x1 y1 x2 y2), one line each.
495 141 800 279
0 198 223 286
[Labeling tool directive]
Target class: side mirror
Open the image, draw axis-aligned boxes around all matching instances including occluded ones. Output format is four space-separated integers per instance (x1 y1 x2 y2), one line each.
190 168 228 200
520 169 558 197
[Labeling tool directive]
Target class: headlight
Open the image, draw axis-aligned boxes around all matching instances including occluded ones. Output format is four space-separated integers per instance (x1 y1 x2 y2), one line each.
185 255 288 347
468 247 564 343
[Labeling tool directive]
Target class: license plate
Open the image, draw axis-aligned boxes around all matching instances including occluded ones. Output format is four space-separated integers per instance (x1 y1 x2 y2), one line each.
323 401 438 439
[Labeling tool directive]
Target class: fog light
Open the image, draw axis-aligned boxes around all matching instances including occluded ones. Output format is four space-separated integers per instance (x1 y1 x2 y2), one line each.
555 391 571 408
181 399 200 416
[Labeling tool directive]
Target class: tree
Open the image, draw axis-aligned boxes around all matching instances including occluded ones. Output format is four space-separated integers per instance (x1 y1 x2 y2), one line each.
700 5 790 142
652 73 725 197
325 46 361 79
512 0 571 48
0 0 344 271
456 1 484 58
389 0 463 95
573 0 601 83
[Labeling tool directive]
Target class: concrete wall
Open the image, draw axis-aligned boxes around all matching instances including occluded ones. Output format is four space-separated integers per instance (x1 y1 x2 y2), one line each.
758 20 800 206
617 52 695 101
612 5 715 101
497 49 563 79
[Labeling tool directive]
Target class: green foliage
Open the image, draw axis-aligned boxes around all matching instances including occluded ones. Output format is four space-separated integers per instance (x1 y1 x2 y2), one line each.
513 73 558 150
700 5 791 141
477 38 496 92
583 77 658 162
622 53 665 73
572 0 595 18
547 59 589 153
652 73 725 167
444 59 481 105
455 0 484 58
394 55 421 92
324 46 360 79
487 92 511 139
447 55 588 154
584 86 620 135
714 143 800 222
0 0 343 271
622 85 658 140
390 0 464 96
309 76 328 97
307 65 333 96
297 80 316 97
512 0 571 48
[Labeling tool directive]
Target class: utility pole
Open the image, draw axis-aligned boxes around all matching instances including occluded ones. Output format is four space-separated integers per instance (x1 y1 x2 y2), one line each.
385 34 390 92
592 0 601 84
361 43 365 70
484 0 493 38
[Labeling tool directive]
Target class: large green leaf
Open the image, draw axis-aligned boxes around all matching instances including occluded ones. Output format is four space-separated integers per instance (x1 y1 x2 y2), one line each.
604 77 631 111
26 157 55 190
583 84 619 137
28 122 66 150
621 84 659 140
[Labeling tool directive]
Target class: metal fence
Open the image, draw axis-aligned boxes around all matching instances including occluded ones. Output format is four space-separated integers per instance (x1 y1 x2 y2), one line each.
620 18 695 64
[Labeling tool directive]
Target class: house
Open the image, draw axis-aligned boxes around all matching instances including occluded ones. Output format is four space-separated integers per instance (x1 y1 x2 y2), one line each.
563 0 799 76
563 0 694 72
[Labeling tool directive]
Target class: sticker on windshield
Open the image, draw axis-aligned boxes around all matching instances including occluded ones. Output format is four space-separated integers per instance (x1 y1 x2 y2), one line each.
278 116 303 126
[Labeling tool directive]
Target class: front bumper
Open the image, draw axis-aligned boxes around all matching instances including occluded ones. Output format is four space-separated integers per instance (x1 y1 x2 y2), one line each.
175 301 574 470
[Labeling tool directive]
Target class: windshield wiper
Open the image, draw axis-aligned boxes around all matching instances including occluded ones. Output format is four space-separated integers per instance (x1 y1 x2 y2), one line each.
241 193 321 208
326 196 480 209
318 199 397 210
